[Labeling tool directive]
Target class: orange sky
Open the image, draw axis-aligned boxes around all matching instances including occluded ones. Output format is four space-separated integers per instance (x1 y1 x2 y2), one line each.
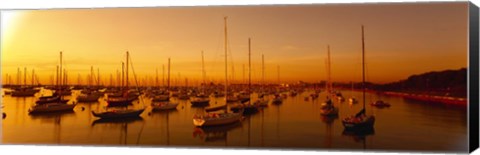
0 2 468 86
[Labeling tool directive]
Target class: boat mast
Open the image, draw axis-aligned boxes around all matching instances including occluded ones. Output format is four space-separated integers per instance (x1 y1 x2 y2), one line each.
248 38 251 95
122 62 125 94
361 25 366 111
16 68 19 86
163 64 165 87
327 45 331 93
64 69 67 89
156 68 159 88
168 58 171 89
262 54 265 87
97 68 100 87
90 66 93 89
201 50 206 92
277 65 280 85
224 16 228 104
24 67 26 87
59 51 63 100
77 74 81 86
110 74 113 87
126 51 129 98
116 69 119 87
56 66 59 90
31 69 34 86
243 64 245 84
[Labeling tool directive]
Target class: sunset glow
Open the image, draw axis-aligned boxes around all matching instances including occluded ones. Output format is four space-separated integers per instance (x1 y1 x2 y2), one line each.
1 3 468 86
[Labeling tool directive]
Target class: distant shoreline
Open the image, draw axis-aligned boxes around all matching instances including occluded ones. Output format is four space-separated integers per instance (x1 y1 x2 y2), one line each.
345 88 467 106
381 91 467 106
338 89 468 107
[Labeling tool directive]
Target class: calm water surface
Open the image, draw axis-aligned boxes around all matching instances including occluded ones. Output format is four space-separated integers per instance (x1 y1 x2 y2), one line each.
1 88 467 153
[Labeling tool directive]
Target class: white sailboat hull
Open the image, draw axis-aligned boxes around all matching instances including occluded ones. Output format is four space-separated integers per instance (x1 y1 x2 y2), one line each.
193 112 243 127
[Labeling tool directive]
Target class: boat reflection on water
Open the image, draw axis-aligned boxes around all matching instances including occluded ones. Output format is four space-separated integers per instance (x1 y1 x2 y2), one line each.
91 116 145 145
28 110 75 144
193 121 243 142
91 117 144 126
321 115 339 124
342 127 375 148
321 114 338 148
28 111 75 120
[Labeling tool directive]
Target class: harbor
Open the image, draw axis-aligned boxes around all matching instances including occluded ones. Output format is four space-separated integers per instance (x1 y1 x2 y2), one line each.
0 3 470 153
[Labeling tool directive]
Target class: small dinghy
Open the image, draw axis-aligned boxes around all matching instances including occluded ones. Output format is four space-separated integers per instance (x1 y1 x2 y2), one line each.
370 100 391 108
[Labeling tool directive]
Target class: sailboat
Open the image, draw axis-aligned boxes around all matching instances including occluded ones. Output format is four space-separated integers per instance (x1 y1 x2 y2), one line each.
190 51 211 107
36 67 69 104
254 53 269 107
236 53 251 104
29 51 76 114
151 102 179 111
152 94 169 102
105 52 138 107
193 17 243 127
193 121 242 142
342 25 375 130
151 58 179 111
231 38 260 114
92 51 145 119
11 68 37 97
320 98 338 116
153 60 171 102
268 54 283 105
77 66 103 103
320 45 339 116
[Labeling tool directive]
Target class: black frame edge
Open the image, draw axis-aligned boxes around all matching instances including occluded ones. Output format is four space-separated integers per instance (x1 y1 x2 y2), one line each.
469 1 480 153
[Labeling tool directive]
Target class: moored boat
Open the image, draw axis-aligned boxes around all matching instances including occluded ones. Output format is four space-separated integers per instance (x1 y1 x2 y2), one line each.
370 100 391 108
106 96 137 107
152 94 170 102
272 94 283 105
342 110 375 130
91 108 145 119
320 99 338 116
11 88 36 97
151 102 178 111
226 95 239 103
193 17 244 128
342 25 375 131
36 94 68 104
190 97 210 106
193 109 243 127
28 103 76 114
255 98 269 107
77 93 102 102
